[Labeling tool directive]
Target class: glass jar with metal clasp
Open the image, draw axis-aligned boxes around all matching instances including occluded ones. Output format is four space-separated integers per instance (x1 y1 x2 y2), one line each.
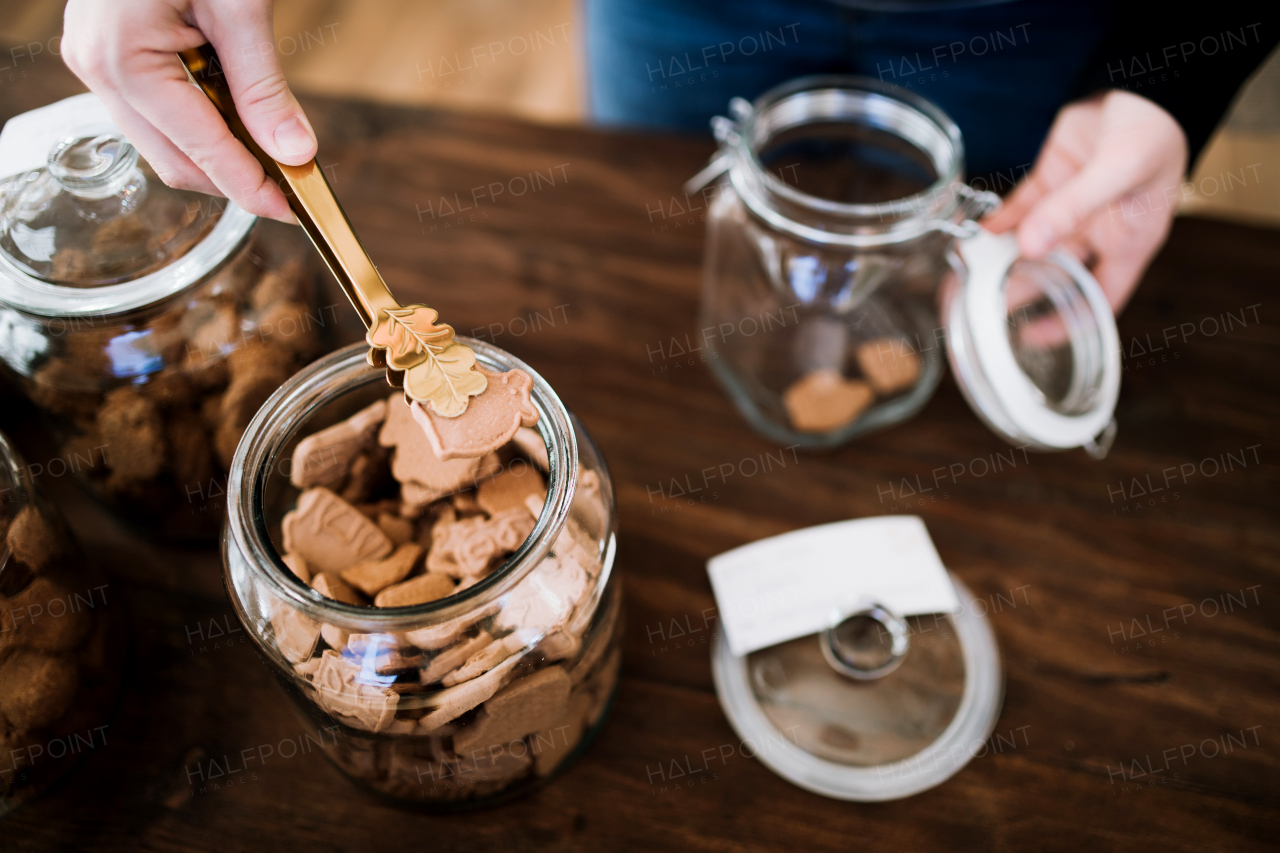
689 76 1121 457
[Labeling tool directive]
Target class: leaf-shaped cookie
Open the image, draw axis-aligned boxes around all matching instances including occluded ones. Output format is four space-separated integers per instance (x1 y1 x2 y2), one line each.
366 305 454 371
402 340 488 417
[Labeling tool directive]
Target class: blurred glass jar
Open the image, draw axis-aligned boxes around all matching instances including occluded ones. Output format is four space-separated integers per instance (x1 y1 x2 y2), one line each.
223 342 621 808
694 77 1120 456
0 111 327 541
0 429 121 817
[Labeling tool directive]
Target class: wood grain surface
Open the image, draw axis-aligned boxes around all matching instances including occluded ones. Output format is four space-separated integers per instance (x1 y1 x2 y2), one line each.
1 52 1277 853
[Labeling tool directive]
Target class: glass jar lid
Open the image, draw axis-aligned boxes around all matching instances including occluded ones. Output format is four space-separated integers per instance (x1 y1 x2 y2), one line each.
711 573 1002 801
945 229 1121 457
0 97 256 317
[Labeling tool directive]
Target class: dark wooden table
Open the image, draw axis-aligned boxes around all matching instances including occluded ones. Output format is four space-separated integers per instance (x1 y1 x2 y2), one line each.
2 54 1277 853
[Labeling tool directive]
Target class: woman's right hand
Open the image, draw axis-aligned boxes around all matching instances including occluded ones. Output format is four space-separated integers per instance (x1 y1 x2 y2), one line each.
61 0 315 222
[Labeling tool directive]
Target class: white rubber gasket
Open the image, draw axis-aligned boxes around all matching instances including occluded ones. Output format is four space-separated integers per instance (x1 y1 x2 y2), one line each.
955 230 1120 450
711 573 1003 802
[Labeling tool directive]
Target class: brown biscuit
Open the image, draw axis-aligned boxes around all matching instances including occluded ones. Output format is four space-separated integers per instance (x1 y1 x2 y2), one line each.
312 650 398 732
216 343 293 468
97 387 166 482
420 631 492 684
290 399 386 490
282 487 393 575
513 426 549 472
495 552 589 635
166 411 215 498
271 607 320 663
453 665 571 756
411 368 539 461
377 512 414 545
310 572 365 606
856 338 920 394
380 393 487 499
281 552 312 584
0 649 78 733
342 544 422 598
373 572 455 608
187 303 239 360
0 578 91 654
532 690 594 776
783 369 874 433
256 300 317 356
346 634 426 675
250 259 306 311
337 450 388 505
441 632 527 687
427 509 535 579
537 630 581 664
417 653 520 732
404 602 500 651
5 506 58 573
477 468 546 518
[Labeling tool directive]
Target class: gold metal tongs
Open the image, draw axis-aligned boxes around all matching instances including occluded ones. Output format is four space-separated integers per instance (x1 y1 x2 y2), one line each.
178 44 486 417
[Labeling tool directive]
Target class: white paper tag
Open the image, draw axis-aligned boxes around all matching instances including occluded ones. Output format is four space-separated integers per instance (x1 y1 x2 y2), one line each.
0 92 119 180
706 515 961 657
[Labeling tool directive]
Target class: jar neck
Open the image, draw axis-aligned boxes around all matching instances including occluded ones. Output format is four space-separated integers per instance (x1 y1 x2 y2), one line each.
715 76 981 248
225 340 579 632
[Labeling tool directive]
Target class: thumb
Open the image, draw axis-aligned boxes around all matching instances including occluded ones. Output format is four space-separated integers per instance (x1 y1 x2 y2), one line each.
203 7 317 165
1016 157 1131 259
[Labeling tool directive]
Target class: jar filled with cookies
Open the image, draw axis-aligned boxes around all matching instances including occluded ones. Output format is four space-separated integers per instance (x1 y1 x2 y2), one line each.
692 77 1122 457
0 95 326 540
223 341 620 808
0 429 122 817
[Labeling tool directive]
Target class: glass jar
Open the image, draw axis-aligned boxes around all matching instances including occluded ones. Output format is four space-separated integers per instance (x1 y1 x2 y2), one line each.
0 429 122 817
0 100 326 541
223 341 621 808
694 77 1120 456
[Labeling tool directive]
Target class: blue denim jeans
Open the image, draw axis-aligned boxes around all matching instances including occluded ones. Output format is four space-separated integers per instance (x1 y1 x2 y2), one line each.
584 0 1113 179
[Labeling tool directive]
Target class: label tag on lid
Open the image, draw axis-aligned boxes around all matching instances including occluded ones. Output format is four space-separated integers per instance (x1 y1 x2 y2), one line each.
707 515 961 657
0 92 118 180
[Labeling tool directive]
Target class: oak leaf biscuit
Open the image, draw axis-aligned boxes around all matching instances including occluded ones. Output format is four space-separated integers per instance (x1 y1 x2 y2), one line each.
290 398 387 489
855 338 920 394
342 543 422 598
5 506 58 573
453 665 570 755
420 631 492 684
477 468 547 518
783 369 874 433
313 650 398 732
283 488 393 574
373 572 455 607
411 368 538 461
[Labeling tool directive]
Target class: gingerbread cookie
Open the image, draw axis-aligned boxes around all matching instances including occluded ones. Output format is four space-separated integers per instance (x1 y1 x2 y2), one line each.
411 368 538 461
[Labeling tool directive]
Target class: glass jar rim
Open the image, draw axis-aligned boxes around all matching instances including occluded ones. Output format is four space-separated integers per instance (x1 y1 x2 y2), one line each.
224 339 580 631
0 202 255 318
727 75 968 246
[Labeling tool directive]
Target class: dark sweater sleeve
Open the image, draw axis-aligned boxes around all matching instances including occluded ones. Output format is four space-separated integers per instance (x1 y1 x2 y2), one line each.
1067 4 1279 168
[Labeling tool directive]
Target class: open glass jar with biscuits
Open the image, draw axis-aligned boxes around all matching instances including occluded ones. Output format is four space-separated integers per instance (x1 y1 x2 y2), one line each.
0 96 325 540
694 77 1122 456
0 429 122 816
223 341 620 808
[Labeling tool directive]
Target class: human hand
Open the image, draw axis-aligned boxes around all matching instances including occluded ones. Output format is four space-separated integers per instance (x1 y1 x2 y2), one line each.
61 0 315 222
984 89 1188 314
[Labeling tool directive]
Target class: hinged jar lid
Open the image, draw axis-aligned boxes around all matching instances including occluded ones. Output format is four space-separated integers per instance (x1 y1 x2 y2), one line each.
0 93 255 317
945 229 1121 458
711 568 998 799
